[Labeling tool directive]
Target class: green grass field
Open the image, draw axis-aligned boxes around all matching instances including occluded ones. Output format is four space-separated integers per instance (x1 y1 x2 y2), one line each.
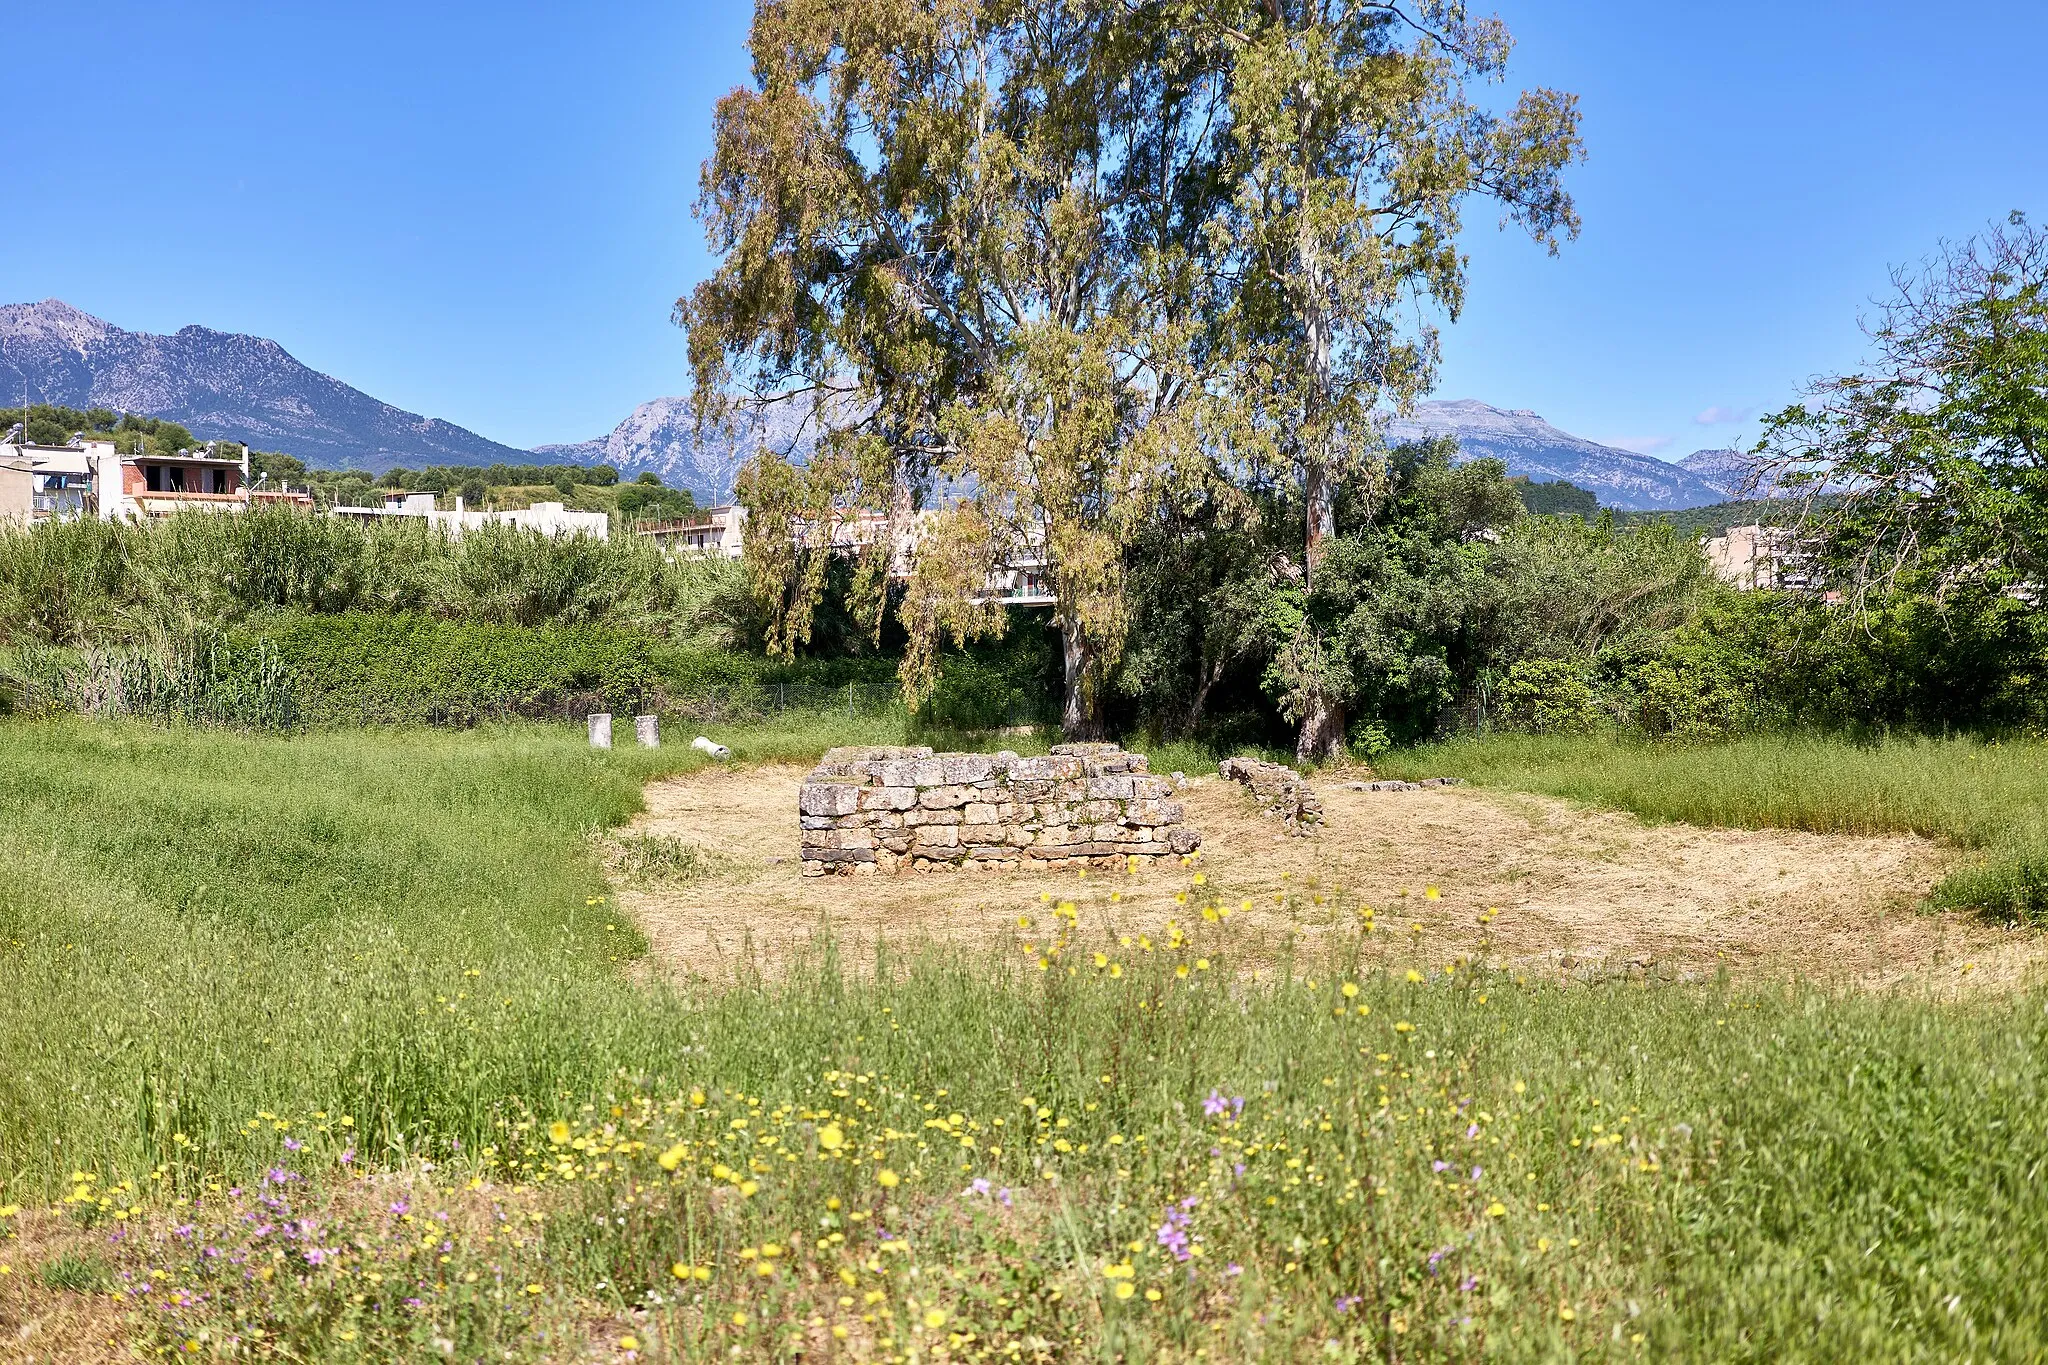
1380 732 2048 920
1 719 2045 1361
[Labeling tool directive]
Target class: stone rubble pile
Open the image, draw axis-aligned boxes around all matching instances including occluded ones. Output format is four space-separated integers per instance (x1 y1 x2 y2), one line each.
800 743 1202 876
1219 756 1324 834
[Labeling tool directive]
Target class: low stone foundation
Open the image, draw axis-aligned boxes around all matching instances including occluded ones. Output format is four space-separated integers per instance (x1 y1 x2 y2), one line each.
799 743 1202 876
1220 755 1324 834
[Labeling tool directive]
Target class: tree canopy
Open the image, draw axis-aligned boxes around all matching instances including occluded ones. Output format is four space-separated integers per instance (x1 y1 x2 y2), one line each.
685 0 1582 749
1756 211 2048 603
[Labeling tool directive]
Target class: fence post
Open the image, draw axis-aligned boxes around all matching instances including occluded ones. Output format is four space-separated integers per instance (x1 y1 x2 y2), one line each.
587 713 612 748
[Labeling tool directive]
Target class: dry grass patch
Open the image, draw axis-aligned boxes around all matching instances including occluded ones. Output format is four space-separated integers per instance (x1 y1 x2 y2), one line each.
618 762 2041 991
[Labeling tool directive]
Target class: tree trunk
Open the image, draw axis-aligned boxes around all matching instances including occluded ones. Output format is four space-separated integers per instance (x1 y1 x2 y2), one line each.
1295 690 1346 764
1295 215 1347 765
1060 616 1105 739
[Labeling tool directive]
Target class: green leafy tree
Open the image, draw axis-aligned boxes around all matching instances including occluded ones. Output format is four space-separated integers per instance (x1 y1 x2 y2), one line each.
1267 444 1523 747
1756 211 2048 601
682 0 1227 733
1205 0 1583 759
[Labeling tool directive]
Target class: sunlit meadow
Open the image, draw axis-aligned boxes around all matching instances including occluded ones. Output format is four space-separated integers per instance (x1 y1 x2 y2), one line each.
2 719 2045 1362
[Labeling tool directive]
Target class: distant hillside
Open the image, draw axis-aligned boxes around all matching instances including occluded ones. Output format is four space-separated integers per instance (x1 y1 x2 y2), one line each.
534 396 821 505
0 299 531 472
1384 400 1729 510
1678 446 1775 499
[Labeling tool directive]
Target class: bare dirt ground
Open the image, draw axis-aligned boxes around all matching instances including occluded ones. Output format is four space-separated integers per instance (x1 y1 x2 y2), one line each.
615 763 2045 994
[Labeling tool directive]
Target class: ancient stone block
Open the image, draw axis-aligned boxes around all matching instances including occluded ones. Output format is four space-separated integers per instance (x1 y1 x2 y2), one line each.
918 786 973 810
801 827 875 851
1010 755 1084 782
800 783 863 817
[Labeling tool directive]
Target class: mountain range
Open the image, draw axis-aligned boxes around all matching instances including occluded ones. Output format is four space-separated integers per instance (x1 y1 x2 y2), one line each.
3 301 1754 509
1385 399 1743 510
0 299 531 471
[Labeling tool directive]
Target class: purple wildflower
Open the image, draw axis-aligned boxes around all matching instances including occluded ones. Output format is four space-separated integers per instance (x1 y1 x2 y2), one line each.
1155 1200 1197 1262
1432 1160 1450 1173
283 1137 303 1152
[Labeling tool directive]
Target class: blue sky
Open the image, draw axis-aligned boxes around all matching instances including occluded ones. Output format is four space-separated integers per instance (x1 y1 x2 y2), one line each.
3 1 2044 457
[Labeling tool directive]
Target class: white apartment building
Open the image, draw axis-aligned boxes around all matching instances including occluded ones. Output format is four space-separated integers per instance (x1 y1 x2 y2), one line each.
329 489 611 539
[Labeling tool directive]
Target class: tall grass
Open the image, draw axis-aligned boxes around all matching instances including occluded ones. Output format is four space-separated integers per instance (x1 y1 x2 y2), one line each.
2 720 2045 1358
0 507 745 647
1380 732 2048 920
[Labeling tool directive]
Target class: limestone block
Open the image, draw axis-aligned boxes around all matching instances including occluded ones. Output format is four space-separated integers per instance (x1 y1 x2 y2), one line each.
800 783 863 817
960 823 1005 846
860 786 918 812
879 831 914 855
914 826 960 849
1168 828 1202 854
1010 756 1084 782
941 754 998 784
964 802 1000 824
820 745 932 769
919 786 973 810
1050 742 1122 757
809 846 877 864
801 827 875 851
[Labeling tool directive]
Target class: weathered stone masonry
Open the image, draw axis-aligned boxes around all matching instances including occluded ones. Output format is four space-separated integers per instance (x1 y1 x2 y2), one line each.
799 743 1202 876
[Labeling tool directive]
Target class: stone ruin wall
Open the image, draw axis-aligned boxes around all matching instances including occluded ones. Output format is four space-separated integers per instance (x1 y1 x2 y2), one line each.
800 743 1201 876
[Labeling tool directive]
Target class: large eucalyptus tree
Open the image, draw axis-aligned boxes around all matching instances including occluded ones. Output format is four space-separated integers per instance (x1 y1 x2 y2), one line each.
679 0 1232 734
1205 0 1582 760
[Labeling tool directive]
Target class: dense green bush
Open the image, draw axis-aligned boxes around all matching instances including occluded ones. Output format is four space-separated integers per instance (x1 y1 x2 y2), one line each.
247 613 662 726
